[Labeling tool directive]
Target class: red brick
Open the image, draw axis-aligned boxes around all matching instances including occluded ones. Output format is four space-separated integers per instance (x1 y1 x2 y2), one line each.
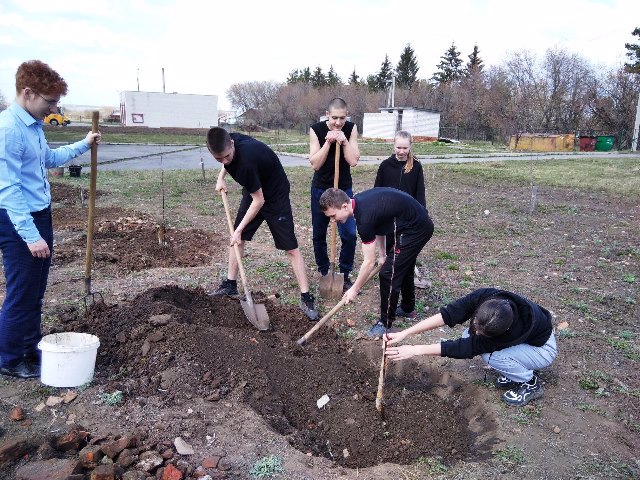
90 463 115 480
162 463 183 480
53 429 88 452
10 406 25 421
15 458 81 480
201 455 221 469
79 444 104 468
0 439 30 465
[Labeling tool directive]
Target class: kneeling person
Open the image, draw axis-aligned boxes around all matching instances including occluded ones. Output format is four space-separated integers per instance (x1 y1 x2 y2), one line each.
386 288 558 406
207 127 318 321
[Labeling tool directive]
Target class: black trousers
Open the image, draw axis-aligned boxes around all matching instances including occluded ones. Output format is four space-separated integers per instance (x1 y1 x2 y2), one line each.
379 217 434 326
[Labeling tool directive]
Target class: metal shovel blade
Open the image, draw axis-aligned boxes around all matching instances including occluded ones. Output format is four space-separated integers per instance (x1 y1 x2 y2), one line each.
240 299 270 331
319 268 344 300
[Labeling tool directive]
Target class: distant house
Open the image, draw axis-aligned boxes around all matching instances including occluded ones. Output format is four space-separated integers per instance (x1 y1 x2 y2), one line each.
236 108 260 127
120 91 218 128
362 107 440 141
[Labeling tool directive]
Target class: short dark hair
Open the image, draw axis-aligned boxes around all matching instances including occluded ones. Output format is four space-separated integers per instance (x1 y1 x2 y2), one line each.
469 298 514 337
328 97 347 111
319 188 350 211
16 60 68 96
206 127 232 153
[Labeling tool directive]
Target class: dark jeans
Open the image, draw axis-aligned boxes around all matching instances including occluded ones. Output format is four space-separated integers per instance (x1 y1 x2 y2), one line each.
0 207 52 367
380 217 434 326
310 186 357 276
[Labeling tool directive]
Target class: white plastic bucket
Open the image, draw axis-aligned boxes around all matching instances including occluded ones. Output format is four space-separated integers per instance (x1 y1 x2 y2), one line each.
37 333 100 387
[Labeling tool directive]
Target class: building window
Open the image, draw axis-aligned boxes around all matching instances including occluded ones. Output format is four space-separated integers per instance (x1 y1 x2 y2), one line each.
131 113 144 123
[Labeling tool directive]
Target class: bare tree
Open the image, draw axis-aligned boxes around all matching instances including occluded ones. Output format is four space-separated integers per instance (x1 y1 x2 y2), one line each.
226 81 281 114
588 67 640 148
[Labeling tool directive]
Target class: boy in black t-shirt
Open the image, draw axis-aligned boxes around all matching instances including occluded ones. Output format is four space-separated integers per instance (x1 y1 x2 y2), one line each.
206 127 318 321
319 187 434 338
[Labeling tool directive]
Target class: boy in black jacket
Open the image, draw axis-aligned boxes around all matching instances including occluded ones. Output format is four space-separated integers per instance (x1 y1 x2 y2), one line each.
385 288 558 406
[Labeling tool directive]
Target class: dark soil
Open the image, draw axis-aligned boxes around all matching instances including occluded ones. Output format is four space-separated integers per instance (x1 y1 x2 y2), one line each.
52 285 498 469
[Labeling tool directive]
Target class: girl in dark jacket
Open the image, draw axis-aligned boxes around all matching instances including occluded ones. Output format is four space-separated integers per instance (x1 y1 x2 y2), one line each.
385 288 558 406
373 131 427 320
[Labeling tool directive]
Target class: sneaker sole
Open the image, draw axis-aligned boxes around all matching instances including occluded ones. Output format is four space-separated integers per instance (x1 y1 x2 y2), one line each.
501 387 544 406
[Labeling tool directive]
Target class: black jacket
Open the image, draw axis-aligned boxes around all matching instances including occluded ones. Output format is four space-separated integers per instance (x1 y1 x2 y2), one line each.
374 155 426 207
439 288 553 359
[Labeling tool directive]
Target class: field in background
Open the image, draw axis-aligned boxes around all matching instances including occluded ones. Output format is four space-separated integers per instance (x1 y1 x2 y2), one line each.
44 125 509 155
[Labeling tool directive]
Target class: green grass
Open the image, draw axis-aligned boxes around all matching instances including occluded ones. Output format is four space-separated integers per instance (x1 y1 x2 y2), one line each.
493 445 526 466
438 157 640 197
249 455 284 478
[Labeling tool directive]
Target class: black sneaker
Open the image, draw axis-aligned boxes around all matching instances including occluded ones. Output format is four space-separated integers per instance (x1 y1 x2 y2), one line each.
366 321 387 339
395 305 417 319
342 276 353 293
300 293 319 321
495 375 519 390
502 375 544 406
213 279 238 297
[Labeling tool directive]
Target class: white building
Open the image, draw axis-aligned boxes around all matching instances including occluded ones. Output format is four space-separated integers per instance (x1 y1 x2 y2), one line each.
362 107 440 140
119 91 218 128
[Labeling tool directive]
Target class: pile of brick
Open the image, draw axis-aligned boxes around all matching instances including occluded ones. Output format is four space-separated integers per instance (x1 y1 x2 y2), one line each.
1 427 230 480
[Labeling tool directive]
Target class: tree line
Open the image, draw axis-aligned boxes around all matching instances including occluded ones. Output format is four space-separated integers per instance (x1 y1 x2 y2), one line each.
227 31 640 148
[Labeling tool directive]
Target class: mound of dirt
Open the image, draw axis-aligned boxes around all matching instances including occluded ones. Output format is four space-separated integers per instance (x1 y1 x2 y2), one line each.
53 227 223 271
53 286 499 469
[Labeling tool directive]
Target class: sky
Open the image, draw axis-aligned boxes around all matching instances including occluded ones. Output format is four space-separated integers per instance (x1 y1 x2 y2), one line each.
0 0 638 112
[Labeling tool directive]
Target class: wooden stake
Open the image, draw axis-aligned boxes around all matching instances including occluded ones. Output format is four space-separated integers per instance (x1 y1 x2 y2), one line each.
375 338 388 416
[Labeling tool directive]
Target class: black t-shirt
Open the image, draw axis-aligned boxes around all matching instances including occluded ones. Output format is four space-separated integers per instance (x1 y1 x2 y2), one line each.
353 187 431 243
224 133 290 205
374 155 426 207
310 120 354 190
439 288 554 359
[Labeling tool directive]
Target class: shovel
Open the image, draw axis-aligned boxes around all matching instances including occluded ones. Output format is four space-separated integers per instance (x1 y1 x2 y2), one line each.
297 263 383 345
83 111 103 310
220 190 270 331
375 337 388 416
319 143 344 299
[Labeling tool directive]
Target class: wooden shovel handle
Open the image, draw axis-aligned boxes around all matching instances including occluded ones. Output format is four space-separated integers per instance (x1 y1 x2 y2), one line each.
329 143 340 264
220 190 254 306
297 263 383 345
84 111 99 293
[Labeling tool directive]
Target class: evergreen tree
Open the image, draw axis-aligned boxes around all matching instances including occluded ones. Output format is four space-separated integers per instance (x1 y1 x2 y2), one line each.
466 44 484 76
326 65 342 86
431 42 464 83
396 43 419 88
287 69 301 84
369 54 393 91
625 27 640 74
301 67 312 84
311 66 327 88
348 68 361 86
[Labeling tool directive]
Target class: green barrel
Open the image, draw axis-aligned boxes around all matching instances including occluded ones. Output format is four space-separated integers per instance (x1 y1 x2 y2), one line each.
595 135 615 151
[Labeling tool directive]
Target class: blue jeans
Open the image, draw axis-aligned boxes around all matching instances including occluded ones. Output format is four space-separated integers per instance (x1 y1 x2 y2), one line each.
0 207 53 368
310 186 357 276
462 328 558 383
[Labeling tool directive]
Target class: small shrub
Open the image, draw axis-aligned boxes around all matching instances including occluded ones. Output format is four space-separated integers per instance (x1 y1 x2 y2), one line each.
249 455 283 478
101 390 123 406
493 445 525 466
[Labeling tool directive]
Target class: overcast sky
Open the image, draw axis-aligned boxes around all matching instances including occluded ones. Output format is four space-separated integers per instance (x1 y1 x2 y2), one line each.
0 0 637 111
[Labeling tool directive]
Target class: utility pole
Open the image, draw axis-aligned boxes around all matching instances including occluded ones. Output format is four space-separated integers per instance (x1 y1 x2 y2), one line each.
632 91 640 151
136 68 140 92
162 67 166 94
386 74 396 109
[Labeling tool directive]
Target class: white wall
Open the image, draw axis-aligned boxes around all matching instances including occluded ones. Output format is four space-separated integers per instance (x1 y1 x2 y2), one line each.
121 91 218 128
362 109 440 140
362 111 397 139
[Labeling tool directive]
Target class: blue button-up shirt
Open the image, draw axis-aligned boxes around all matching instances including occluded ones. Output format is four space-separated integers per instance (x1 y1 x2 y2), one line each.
0 102 90 243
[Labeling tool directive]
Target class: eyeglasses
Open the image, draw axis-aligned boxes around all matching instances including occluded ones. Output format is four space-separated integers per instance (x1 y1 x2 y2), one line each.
35 92 59 106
